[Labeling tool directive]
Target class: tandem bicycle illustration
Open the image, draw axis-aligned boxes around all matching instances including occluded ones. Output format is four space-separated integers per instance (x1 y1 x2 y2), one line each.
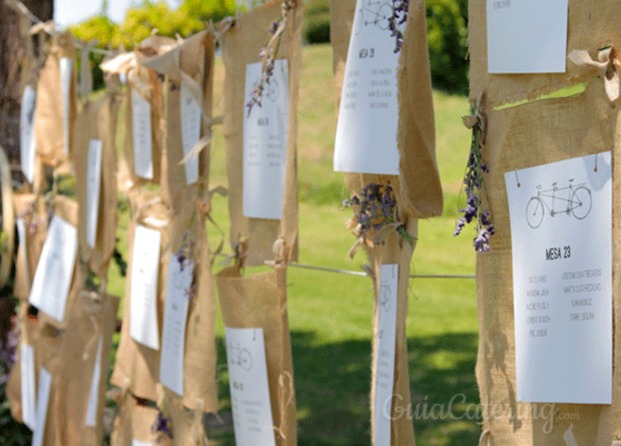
525 179 592 229
355 0 392 34
228 342 254 371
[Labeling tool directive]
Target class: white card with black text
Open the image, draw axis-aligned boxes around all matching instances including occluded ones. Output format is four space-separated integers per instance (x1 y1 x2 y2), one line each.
505 152 612 403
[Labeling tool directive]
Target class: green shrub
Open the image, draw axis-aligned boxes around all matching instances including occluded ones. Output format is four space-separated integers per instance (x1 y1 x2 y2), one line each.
304 0 330 44
426 0 469 94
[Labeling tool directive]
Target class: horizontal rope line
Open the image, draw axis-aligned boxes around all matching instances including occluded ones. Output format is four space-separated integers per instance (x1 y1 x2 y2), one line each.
288 263 475 280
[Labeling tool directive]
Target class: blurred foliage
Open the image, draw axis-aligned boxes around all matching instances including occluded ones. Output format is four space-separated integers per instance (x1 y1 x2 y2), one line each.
304 0 330 44
71 0 235 90
426 0 469 93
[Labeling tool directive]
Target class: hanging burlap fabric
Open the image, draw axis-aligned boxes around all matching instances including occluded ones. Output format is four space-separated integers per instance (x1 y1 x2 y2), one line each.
111 190 169 402
33 31 76 171
12 193 47 300
110 396 173 446
216 264 297 446
74 74 121 278
331 0 441 444
219 0 302 266
52 289 119 446
469 0 621 443
141 30 215 210
167 396 208 446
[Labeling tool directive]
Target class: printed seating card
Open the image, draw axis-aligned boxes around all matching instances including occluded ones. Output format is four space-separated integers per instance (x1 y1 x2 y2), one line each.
333 0 402 175
373 264 398 445
160 256 193 395
131 89 154 179
32 367 52 446
243 60 289 220
16 218 29 280
130 225 161 350
132 440 152 446
487 0 568 73
86 139 103 248
85 338 103 427
180 84 201 185
225 327 276 446
505 152 612 403
29 216 78 323
20 343 36 431
60 58 72 155
20 86 37 184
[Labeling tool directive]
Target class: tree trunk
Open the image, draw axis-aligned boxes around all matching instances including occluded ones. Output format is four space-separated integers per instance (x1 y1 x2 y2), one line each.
0 0 54 174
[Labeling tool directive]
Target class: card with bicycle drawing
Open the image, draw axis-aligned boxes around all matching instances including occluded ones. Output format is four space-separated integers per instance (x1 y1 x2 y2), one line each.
29 216 78 323
225 327 276 446
243 60 289 220
486 0 568 73
20 343 36 430
160 256 194 395
131 89 154 179
505 151 612 403
373 264 399 445
180 84 201 186
129 225 161 350
333 0 402 175
86 139 103 248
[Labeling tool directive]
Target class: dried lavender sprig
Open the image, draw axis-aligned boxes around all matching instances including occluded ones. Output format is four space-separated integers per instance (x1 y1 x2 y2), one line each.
151 408 174 441
454 102 495 252
343 182 414 246
176 231 196 273
246 0 295 117
388 0 409 53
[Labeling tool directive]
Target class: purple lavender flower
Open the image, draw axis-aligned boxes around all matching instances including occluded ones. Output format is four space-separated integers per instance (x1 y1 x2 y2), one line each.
176 231 196 273
151 408 174 440
388 0 409 53
343 183 414 246
454 103 495 252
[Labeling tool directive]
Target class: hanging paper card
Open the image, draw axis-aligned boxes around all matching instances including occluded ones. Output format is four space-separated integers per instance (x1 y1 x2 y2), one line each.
505 152 612 403
487 0 568 73
29 216 78 323
373 264 398 445
32 367 52 446
333 0 402 175
131 90 154 179
159 256 193 396
180 84 201 185
60 58 72 155
85 338 103 427
243 60 290 220
20 343 36 430
20 86 37 184
225 327 276 446
130 225 161 350
132 440 152 446
86 139 103 248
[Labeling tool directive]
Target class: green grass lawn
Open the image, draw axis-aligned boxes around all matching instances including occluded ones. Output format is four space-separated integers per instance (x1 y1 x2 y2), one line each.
108 43 479 445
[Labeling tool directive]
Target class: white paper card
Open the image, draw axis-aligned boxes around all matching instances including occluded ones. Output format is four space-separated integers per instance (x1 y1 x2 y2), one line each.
225 327 276 446
373 264 398 445
29 216 78 323
20 343 36 431
243 60 289 220
85 338 103 427
160 257 193 395
20 86 37 184
505 152 612 403
86 139 103 248
333 0 402 175
180 84 201 185
16 218 29 280
130 225 161 350
32 367 52 446
487 0 568 73
131 89 153 179
132 441 152 446
60 58 72 155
